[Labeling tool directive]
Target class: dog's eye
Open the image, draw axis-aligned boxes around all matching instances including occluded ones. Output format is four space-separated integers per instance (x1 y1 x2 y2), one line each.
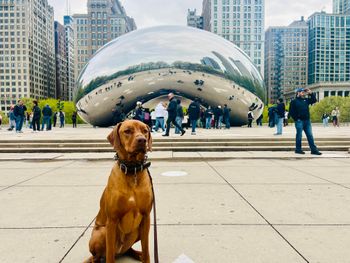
143 129 149 134
124 129 132 134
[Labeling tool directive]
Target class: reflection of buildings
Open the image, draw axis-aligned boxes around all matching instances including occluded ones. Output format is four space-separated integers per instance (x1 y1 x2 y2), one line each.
0 0 55 113
187 9 204 29
265 17 308 103
72 0 136 78
200 57 221 71
333 0 350 14
201 0 265 74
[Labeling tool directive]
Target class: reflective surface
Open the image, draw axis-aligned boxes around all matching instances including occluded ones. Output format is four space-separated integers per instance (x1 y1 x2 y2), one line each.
74 26 266 127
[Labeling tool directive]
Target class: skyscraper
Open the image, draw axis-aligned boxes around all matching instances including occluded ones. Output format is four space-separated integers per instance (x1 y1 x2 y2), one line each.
308 12 350 85
64 15 75 101
55 21 68 101
333 0 350 14
187 9 204 29
201 0 265 74
72 0 136 78
265 18 308 103
0 0 55 113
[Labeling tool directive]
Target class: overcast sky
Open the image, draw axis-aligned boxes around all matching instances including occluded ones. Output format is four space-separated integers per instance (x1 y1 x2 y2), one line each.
49 0 332 29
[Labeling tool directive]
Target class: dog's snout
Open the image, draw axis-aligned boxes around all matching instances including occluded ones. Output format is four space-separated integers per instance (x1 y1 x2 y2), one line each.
137 137 146 145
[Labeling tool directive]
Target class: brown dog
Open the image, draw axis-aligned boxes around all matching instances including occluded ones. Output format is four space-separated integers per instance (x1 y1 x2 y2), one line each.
85 120 153 263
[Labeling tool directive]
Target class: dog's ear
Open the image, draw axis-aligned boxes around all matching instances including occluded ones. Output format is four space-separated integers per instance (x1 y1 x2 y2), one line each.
107 122 123 152
147 127 153 152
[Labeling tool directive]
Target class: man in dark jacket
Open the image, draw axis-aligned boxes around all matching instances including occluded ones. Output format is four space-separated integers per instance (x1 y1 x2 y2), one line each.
214 106 223 129
163 93 186 136
13 99 27 133
275 98 285 135
32 100 41 132
289 88 321 155
41 104 52 131
223 104 231 129
188 98 201 135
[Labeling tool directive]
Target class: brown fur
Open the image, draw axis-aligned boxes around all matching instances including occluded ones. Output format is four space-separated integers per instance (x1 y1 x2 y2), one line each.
84 120 153 263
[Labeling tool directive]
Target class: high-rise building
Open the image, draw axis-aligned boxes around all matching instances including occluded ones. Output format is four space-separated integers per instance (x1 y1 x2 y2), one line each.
201 0 265 74
64 15 75 101
333 0 350 14
54 21 68 101
265 17 308 103
0 0 55 113
308 12 350 85
72 0 136 79
187 9 203 29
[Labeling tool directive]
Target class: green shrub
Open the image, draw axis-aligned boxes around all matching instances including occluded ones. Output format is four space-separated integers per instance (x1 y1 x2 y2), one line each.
0 111 9 125
310 96 350 123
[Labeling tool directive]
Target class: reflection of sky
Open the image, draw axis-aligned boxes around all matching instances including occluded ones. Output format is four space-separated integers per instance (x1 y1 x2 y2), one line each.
79 26 263 87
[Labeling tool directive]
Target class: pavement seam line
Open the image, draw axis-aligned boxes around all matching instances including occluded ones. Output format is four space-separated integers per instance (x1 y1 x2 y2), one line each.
59 217 96 263
206 162 310 263
0 161 76 192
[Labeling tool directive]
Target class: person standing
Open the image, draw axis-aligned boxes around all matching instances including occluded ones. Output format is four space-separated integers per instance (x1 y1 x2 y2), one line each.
32 100 41 132
331 107 340 127
175 99 184 134
223 104 231 129
204 106 213 129
247 109 254 128
41 104 52 131
7 106 16 131
133 101 144 122
72 111 77 128
154 102 166 132
322 112 329 127
163 93 186 136
275 98 285 135
256 114 263 126
214 106 223 129
53 112 58 127
59 110 65 128
13 99 27 133
284 111 289 126
289 88 321 155
188 98 201 135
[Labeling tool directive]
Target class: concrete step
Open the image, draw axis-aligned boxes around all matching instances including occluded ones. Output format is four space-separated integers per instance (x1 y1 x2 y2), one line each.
0 145 348 153
0 141 349 148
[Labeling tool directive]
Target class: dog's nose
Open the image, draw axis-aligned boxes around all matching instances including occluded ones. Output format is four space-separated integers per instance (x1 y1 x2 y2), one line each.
137 137 146 145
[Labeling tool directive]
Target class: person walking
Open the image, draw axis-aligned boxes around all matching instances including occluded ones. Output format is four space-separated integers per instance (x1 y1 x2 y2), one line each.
59 110 65 128
175 99 184 134
188 98 201 135
331 107 340 127
322 113 329 127
41 104 52 131
275 98 285 135
32 100 41 132
204 106 214 129
7 106 16 131
154 102 166 132
13 99 27 133
247 109 254 128
163 93 186 136
223 104 231 129
289 88 322 155
72 111 77 128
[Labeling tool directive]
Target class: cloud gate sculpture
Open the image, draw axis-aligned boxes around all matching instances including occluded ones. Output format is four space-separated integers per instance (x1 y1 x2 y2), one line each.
74 25 266 127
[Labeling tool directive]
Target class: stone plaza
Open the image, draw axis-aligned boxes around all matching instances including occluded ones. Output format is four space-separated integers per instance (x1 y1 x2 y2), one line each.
0 125 350 262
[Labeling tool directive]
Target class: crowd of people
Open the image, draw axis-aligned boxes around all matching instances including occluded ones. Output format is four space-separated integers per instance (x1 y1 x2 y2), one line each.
3 99 78 133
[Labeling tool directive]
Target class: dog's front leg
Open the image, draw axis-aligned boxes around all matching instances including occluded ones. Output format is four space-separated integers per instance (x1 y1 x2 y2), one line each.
106 219 117 263
140 214 151 263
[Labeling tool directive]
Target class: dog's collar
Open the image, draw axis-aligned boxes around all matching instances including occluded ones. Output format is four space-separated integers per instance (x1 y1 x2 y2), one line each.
114 153 151 175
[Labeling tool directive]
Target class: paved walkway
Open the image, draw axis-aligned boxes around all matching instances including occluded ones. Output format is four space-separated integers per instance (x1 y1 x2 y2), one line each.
1 158 350 263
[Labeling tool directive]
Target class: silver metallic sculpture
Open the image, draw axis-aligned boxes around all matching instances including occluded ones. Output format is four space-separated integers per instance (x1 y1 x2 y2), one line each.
74 26 266 127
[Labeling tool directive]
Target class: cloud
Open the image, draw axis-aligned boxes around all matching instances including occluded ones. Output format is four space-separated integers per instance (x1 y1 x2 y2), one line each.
49 0 333 28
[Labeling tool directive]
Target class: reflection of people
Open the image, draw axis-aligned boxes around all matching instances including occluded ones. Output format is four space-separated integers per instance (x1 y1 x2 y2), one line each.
289 88 321 155
163 93 186 136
